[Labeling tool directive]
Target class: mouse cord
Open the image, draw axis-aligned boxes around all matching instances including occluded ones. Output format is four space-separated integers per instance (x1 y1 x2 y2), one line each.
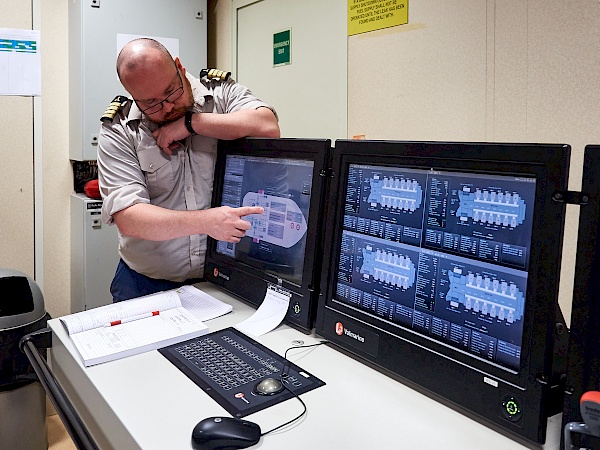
260 341 328 437
260 384 307 436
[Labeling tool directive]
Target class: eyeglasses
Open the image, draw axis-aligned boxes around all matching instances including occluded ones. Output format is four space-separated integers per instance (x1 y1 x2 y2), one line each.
136 71 184 115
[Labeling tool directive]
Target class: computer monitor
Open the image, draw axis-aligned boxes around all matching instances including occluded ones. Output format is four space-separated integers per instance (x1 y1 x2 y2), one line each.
316 140 570 444
205 138 331 332
562 145 600 449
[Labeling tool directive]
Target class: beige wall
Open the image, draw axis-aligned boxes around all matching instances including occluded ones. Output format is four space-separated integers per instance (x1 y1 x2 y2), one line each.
0 1 71 319
0 2 34 277
208 0 232 69
39 0 72 319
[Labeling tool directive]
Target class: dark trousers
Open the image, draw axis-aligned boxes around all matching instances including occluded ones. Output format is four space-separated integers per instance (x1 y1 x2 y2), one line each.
110 259 203 303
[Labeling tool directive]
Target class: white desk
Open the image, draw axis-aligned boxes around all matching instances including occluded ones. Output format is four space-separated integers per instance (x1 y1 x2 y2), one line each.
49 282 561 450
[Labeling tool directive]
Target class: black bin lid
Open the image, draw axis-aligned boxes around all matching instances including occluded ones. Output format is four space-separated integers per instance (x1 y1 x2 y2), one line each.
0 269 45 330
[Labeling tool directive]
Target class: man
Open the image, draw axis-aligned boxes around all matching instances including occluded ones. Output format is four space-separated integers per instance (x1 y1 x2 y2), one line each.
98 38 280 302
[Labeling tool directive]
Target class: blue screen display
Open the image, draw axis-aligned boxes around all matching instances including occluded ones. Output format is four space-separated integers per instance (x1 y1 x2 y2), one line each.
216 155 314 285
334 164 537 370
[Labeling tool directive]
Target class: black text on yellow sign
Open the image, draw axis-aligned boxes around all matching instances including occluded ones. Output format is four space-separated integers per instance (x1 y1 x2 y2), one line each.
348 0 408 36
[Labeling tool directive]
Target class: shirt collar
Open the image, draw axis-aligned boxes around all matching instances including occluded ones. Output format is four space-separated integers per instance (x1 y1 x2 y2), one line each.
188 71 212 110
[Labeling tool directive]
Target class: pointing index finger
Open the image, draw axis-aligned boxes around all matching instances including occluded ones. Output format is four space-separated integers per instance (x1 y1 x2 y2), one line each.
238 206 264 217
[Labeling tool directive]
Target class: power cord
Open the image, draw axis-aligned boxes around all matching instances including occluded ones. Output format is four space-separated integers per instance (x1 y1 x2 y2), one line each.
260 340 328 436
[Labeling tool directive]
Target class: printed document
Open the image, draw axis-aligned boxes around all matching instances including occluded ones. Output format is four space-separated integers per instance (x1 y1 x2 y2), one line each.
60 289 217 367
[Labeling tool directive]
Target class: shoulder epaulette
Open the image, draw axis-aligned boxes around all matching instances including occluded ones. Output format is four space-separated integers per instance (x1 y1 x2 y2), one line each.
100 95 129 123
200 68 231 81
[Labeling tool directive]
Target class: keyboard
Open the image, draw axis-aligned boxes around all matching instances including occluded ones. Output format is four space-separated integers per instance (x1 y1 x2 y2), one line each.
158 327 325 417
176 333 279 391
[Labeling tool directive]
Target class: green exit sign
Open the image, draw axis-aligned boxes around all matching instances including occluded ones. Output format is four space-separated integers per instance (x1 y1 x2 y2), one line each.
273 29 291 67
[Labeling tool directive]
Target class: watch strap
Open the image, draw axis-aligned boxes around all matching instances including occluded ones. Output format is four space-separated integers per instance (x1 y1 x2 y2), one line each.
184 110 196 134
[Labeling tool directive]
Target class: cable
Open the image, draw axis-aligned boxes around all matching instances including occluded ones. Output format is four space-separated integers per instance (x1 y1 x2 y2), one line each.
260 384 307 436
260 340 328 436
282 341 328 360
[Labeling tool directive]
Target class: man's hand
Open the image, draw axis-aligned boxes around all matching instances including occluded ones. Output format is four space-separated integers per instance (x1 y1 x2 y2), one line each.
205 206 264 242
152 116 191 155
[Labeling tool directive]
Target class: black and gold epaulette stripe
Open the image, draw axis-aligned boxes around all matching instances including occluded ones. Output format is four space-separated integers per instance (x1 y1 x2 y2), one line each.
200 68 231 81
100 95 129 123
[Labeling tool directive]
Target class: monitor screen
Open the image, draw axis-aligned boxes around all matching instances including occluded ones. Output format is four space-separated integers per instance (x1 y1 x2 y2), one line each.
337 164 535 371
316 140 570 444
215 154 314 286
205 138 330 332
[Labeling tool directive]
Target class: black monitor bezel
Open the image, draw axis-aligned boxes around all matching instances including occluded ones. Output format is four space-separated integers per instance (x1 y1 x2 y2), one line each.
205 137 331 333
316 139 570 443
561 145 600 449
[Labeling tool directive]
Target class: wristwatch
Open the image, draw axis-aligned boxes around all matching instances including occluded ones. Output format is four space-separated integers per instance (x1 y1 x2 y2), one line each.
184 110 196 135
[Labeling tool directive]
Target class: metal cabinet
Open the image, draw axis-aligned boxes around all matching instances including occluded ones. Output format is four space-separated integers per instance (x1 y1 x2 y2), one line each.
70 193 119 311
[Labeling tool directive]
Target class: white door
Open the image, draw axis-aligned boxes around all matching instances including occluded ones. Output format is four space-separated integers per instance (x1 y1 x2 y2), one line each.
234 0 347 141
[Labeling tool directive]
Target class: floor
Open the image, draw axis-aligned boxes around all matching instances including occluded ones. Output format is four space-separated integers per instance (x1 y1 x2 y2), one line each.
48 414 77 450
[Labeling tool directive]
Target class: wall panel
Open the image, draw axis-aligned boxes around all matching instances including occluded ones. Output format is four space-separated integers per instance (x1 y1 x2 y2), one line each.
0 2 34 277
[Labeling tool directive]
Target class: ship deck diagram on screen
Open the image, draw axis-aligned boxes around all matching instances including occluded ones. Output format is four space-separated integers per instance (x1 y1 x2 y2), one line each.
367 175 423 212
216 154 314 285
447 267 525 323
456 188 526 228
360 246 416 290
242 192 307 248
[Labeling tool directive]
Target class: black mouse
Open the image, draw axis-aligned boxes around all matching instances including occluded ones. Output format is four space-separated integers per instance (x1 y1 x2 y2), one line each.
191 417 261 450
254 377 285 395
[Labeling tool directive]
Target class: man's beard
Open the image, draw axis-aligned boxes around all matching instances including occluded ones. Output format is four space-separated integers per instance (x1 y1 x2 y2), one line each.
157 106 188 124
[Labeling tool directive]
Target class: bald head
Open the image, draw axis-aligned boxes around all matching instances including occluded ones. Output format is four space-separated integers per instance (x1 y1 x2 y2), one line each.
117 38 174 91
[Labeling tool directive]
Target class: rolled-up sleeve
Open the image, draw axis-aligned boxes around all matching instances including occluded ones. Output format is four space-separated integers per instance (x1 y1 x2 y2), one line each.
212 78 278 120
97 115 150 225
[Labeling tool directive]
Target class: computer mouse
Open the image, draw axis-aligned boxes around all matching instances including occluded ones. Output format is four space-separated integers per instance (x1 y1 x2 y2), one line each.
191 417 261 450
254 377 285 395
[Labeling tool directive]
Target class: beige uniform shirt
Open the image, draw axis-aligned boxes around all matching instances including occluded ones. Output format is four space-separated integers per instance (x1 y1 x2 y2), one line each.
98 72 276 282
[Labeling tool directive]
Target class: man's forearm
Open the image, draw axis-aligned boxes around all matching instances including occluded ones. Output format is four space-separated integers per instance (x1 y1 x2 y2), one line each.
113 203 264 243
189 107 280 140
113 203 206 241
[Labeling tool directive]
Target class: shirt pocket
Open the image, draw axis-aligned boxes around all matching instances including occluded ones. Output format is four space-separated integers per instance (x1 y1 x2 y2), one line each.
137 134 174 199
190 134 218 185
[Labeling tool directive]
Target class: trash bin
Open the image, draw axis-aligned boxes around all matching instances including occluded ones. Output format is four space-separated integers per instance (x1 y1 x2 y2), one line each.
0 269 49 450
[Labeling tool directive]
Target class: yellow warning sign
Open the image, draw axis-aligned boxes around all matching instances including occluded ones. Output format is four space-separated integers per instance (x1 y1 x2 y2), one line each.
348 0 408 36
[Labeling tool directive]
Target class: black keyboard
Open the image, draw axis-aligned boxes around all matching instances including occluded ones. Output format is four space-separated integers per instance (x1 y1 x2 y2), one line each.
176 334 279 391
158 327 325 417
